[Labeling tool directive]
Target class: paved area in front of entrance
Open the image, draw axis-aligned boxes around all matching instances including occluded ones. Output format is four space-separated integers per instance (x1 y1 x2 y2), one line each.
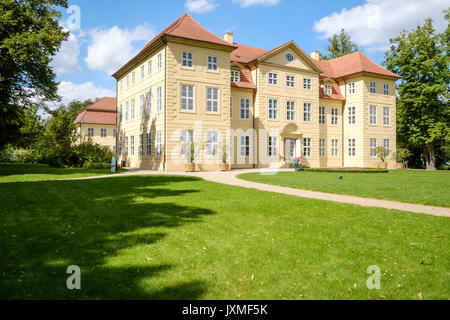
72 168 450 218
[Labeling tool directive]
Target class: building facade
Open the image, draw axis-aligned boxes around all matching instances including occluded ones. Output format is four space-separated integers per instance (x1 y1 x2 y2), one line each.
74 97 117 152
113 14 400 171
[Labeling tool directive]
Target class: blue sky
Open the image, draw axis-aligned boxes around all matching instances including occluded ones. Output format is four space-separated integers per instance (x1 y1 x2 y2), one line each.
52 0 448 106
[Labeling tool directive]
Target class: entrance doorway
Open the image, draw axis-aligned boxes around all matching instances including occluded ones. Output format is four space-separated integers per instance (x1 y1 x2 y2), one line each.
284 138 301 163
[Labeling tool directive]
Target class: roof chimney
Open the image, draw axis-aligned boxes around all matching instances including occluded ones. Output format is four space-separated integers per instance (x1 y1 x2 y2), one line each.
224 32 234 44
310 51 320 61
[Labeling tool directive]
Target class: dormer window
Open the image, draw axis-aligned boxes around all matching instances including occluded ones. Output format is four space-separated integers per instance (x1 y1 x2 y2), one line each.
285 53 294 62
324 84 332 95
231 70 240 83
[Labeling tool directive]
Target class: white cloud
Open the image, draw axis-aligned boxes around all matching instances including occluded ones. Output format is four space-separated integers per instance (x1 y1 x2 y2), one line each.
314 0 449 51
84 23 156 75
232 0 280 7
51 33 81 76
185 0 219 13
56 81 115 106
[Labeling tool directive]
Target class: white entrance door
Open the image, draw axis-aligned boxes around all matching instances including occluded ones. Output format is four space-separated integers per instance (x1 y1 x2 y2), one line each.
285 139 301 162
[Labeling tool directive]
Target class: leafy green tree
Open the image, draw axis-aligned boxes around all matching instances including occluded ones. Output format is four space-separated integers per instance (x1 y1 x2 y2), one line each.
322 29 360 60
16 104 45 149
44 108 77 149
0 0 68 149
383 11 449 170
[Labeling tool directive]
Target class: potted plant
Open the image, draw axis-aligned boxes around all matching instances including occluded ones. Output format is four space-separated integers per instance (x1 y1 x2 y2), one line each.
293 157 303 172
394 148 410 169
219 144 230 171
375 146 389 169
184 141 196 172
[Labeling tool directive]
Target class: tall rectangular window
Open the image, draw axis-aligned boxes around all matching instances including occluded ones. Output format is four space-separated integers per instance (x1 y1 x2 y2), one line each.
370 82 376 93
157 87 162 112
383 107 390 125
101 128 107 138
384 84 389 95
240 136 250 157
124 136 128 156
206 131 219 156
331 108 338 125
370 105 377 124
331 139 338 157
88 128 94 137
126 75 129 88
349 82 355 94
119 136 122 156
125 101 129 121
180 130 193 155
141 65 145 80
131 99 135 120
319 106 326 124
146 133 152 156
303 138 311 157
303 78 311 90
181 85 194 111
240 98 250 120
156 131 162 156
268 136 278 157
230 97 233 118
132 71 135 85
207 56 218 71
119 105 123 123
140 95 145 118
157 54 162 70
286 101 295 121
268 99 278 120
113 129 116 138
130 136 135 156
286 75 295 88
303 103 312 122
348 139 356 157
139 134 144 156
182 52 193 68
268 73 278 85
148 60 152 76
120 80 123 92
206 88 219 113
147 91 152 115
348 107 356 125
370 138 377 157
320 139 326 157
384 139 390 156
324 84 332 95
231 70 240 83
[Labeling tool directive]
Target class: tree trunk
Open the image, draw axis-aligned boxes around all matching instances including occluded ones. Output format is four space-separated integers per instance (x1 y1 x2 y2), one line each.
424 142 436 170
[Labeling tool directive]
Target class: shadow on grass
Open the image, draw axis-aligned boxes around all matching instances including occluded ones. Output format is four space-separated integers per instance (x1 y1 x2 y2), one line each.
0 175 212 299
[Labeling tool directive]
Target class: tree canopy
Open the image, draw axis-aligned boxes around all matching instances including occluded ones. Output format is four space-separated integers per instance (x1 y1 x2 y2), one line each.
322 29 360 60
0 0 68 149
383 10 450 170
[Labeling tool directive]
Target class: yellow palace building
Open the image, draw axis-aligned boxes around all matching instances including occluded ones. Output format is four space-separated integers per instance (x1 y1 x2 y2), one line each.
113 14 400 171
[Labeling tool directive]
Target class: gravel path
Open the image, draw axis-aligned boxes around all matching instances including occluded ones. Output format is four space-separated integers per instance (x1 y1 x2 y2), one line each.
72 168 450 218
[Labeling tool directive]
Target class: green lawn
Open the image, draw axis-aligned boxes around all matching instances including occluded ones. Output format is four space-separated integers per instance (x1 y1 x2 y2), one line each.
238 170 450 207
0 163 124 182
0 175 448 300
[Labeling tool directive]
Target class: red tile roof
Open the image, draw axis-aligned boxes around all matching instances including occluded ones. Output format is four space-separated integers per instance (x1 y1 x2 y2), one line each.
74 97 117 125
319 83 345 101
314 52 400 79
231 67 256 89
230 43 268 64
141 14 236 53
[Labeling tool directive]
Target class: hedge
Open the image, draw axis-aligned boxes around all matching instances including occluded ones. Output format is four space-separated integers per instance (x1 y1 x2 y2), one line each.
300 168 389 173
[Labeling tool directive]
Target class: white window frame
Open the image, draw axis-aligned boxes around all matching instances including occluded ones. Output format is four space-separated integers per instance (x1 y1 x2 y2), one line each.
240 98 250 120
206 87 219 113
139 134 144 156
303 78 312 90
331 108 338 125
324 84 332 96
230 97 233 118
207 56 218 71
303 103 312 122
124 136 128 156
120 80 123 92
268 73 278 85
157 53 162 70
101 128 107 138
384 139 390 157
370 82 376 94
126 75 129 89
286 75 295 88
180 84 194 111
182 51 193 68
206 131 219 156
157 87 162 113
383 107 390 126
119 136 122 156
240 135 250 157
384 84 389 95
140 95 145 118
331 139 338 157
119 105 123 123
286 101 295 121
156 131 162 156
130 136 135 156
141 65 145 80
132 71 135 85
349 82 355 94
268 99 278 120
148 60 152 76
348 139 356 157
370 105 377 125
131 99 135 120
268 136 278 157
88 128 94 137
125 101 129 121
370 138 377 157
348 107 356 125
147 91 152 115
113 129 116 138
319 139 326 158
303 138 311 157
231 70 240 83
146 132 152 156
180 129 193 155
319 106 326 125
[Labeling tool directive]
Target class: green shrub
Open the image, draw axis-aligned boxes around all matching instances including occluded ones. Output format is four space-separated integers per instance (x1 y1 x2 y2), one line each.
47 141 113 168
83 161 110 169
0 145 43 164
302 168 389 173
